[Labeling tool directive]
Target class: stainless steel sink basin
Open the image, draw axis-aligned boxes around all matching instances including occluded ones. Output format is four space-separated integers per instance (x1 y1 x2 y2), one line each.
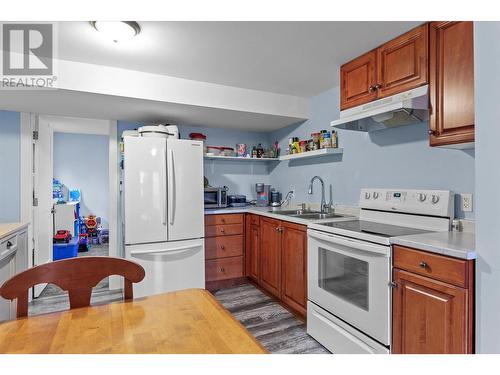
268 210 349 220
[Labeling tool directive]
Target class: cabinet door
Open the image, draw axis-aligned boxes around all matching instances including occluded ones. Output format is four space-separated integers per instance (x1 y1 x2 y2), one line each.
429 21 474 147
259 217 281 298
281 222 307 316
245 215 260 282
392 268 468 354
376 24 428 98
340 50 378 110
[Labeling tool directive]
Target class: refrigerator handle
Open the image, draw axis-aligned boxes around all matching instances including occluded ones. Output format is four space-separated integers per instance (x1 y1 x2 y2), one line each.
167 149 175 225
161 148 167 225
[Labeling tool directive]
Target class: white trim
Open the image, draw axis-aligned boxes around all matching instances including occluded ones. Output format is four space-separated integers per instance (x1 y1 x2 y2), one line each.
41 115 110 135
108 120 121 290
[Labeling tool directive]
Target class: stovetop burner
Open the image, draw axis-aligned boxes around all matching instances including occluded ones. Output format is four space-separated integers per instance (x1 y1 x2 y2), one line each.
317 220 432 239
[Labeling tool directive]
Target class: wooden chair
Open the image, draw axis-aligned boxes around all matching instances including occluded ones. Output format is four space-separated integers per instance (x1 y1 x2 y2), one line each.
0 256 146 318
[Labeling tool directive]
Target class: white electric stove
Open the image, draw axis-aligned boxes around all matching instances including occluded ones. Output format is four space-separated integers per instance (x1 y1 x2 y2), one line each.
307 188 454 354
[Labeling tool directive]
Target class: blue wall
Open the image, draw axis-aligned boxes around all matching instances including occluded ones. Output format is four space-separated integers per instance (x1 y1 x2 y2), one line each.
269 87 475 219
53 132 110 228
0 111 21 223
474 21 500 353
118 122 272 199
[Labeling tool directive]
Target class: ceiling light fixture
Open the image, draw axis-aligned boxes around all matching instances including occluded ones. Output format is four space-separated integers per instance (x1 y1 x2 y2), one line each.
90 21 141 43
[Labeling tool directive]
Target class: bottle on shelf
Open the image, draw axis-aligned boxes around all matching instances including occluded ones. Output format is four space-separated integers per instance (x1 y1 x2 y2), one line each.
251 146 257 158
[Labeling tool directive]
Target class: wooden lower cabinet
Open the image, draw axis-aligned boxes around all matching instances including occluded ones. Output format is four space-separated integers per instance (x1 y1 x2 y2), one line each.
280 222 307 316
259 217 282 298
392 245 474 354
246 215 308 317
245 214 260 283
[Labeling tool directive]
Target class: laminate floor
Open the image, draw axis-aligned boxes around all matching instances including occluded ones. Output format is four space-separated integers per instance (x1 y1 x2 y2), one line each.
213 283 330 354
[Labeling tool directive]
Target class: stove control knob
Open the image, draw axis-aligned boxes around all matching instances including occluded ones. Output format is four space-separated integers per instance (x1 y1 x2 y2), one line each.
373 192 379 199
365 192 371 199
417 193 427 202
431 195 440 204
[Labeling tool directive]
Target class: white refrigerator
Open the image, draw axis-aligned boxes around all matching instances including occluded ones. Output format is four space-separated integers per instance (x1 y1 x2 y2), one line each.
123 136 205 298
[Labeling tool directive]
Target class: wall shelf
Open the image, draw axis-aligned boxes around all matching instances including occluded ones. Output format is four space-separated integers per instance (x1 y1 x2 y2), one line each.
278 148 343 161
204 155 279 162
204 148 343 163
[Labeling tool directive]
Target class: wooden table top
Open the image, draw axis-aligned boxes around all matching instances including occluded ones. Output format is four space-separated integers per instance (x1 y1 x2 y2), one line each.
0 288 267 354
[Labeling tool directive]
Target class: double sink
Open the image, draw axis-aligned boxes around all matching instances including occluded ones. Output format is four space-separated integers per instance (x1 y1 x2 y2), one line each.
268 209 348 220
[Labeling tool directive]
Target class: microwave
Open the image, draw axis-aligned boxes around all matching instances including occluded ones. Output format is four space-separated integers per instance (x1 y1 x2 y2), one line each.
204 187 228 208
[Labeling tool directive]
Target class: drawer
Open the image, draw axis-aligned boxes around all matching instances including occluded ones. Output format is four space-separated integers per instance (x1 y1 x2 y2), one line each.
205 256 244 281
205 223 243 237
247 214 260 226
393 245 468 288
205 214 243 226
205 235 244 259
0 234 18 261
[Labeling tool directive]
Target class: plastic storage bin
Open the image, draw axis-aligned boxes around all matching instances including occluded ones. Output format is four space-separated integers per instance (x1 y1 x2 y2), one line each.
53 237 79 261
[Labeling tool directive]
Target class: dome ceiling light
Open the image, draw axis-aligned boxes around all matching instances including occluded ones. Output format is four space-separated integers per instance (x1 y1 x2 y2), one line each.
90 21 141 43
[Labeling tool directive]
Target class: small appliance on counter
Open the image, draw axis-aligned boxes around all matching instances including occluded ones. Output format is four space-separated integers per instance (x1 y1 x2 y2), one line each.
270 190 282 207
255 183 271 207
228 195 247 207
204 186 228 208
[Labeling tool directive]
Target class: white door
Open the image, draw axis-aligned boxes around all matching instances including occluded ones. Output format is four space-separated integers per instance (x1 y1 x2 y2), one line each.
125 239 205 298
166 139 204 241
32 119 54 297
124 137 168 245
307 229 391 345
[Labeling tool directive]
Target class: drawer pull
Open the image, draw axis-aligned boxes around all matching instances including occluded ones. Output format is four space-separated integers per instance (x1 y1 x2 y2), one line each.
6 241 13 249
220 228 225 233
219 267 225 272
220 245 225 250
419 261 428 269
221 218 226 223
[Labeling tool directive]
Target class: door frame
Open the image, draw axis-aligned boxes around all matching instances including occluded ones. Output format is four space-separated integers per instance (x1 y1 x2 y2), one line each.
23 115 121 291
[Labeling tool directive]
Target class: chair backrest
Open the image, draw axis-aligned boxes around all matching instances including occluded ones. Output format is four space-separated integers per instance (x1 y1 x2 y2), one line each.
0 256 145 318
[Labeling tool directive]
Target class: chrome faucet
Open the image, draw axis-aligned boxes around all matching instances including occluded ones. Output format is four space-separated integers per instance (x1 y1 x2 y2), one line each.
308 176 327 214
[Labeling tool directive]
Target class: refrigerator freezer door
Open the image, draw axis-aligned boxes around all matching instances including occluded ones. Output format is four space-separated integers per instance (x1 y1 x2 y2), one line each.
125 239 205 298
124 137 168 245
166 139 204 241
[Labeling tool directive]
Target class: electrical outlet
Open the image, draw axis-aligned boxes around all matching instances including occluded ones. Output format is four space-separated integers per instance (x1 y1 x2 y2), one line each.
461 193 473 212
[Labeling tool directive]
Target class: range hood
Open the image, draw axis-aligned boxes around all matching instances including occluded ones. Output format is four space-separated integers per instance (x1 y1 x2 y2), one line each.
331 85 429 132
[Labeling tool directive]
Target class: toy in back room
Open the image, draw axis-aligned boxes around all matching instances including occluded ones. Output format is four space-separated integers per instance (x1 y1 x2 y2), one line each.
53 230 72 243
80 214 103 245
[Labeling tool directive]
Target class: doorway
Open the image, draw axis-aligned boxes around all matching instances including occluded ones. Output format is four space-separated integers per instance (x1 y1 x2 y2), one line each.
29 116 121 315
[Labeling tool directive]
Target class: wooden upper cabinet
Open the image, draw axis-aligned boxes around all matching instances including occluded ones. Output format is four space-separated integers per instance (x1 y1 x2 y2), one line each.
392 269 468 354
259 217 282 298
281 222 307 316
340 24 428 111
340 50 378 110
429 21 475 147
376 24 428 98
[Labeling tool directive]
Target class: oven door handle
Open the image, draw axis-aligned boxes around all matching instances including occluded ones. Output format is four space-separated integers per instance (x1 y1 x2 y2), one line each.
308 230 390 257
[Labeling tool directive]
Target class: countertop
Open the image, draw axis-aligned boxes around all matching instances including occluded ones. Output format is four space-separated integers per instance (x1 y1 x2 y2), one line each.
205 206 356 226
0 289 267 354
390 231 476 260
0 223 29 240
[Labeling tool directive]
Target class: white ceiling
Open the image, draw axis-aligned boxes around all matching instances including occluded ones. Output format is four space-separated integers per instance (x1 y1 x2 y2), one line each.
58 21 423 97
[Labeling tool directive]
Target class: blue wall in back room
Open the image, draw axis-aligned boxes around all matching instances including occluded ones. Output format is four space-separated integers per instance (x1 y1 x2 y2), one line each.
268 87 475 219
53 132 110 228
118 122 273 199
0 111 21 223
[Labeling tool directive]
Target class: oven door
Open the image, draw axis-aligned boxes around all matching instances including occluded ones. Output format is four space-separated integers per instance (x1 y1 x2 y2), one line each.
308 229 391 345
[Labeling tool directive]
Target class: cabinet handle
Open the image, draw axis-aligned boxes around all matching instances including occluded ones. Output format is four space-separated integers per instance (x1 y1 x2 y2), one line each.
220 228 225 233
428 129 436 135
368 86 375 93
221 218 226 223
220 245 225 250
419 261 428 269
275 227 280 231
389 281 398 288
6 241 13 249
220 267 225 272
374 83 382 90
